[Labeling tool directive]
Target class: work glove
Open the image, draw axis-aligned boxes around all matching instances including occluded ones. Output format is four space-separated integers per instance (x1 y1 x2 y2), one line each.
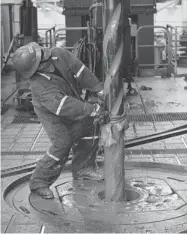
90 103 104 117
90 103 109 125
88 91 104 105
97 90 104 103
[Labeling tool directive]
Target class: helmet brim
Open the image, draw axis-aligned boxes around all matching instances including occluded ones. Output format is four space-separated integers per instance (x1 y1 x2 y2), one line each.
21 44 42 79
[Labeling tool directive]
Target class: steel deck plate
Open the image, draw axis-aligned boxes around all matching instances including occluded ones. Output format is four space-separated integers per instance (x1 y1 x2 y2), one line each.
3 162 187 233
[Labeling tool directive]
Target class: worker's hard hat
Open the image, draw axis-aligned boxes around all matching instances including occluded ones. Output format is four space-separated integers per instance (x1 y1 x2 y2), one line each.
12 42 42 78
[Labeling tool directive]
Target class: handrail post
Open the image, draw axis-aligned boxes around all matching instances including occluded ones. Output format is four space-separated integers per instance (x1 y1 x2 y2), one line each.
45 30 48 47
175 27 178 75
53 27 55 47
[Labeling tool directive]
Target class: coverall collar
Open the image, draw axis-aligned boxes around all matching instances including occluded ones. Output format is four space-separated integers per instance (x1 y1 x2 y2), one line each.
37 59 55 73
41 47 52 63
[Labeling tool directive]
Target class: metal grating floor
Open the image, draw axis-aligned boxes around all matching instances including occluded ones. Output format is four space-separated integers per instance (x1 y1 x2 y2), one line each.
11 112 187 124
129 112 187 122
12 115 40 124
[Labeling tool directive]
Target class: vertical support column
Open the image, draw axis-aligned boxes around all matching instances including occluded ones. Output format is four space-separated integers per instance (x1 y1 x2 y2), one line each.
9 5 13 41
182 0 187 27
31 4 38 42
45 31 48 47
13 5 21 36
53 27 56 47
175 27 178 75
102 0 130 202
49 30 52 47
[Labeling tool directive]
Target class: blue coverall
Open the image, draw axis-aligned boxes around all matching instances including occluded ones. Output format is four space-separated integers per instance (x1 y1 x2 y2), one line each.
29 47 103 190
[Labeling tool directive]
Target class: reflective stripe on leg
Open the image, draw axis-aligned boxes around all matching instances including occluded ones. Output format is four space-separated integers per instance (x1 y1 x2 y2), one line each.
46 151 60 161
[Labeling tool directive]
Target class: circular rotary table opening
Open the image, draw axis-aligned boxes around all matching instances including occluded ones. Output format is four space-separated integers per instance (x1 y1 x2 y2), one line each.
98 189 141 202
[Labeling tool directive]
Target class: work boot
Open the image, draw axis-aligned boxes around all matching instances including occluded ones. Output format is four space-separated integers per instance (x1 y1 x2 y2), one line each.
31 187 54 199
73 167 104 181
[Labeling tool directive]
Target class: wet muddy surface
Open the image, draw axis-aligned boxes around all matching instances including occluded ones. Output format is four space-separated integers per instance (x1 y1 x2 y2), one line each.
126 76 187 114
3 163 187 233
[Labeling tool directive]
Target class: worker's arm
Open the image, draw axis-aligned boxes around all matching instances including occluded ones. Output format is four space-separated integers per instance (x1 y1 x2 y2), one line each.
59 48 104 93
40 85 100 120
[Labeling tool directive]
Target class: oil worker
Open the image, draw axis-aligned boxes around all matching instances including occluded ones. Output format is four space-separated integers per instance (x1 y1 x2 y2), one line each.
12 42 106 199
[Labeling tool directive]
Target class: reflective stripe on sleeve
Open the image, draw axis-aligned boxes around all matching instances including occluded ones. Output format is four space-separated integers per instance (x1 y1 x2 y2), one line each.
56 96 68 115
75 64 85 78
82 136 99 140
46 151 60 161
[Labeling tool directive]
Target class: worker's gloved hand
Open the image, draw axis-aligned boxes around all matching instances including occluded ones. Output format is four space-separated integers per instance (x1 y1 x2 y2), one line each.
94 111 109 125
90 103 104 117
97 90 104 103
88 91 104 105
90 103 109 125
88 93 100 104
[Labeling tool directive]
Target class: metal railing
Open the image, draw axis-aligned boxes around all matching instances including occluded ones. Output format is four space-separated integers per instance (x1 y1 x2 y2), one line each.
38 23 187 77
136 25 172 67
54 27 89 49
38 26 90 49
135 25 187 76
38 25 96 74
136 25 173 76
55 26 94 72
45 26 56 48
166 25 187 72
175 26 187 62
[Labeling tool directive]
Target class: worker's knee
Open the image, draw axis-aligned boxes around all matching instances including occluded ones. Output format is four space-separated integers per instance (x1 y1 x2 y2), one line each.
48 135 72 162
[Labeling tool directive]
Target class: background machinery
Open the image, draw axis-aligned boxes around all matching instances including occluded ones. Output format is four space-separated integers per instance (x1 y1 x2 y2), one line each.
1 0 158 113
1 0 187 112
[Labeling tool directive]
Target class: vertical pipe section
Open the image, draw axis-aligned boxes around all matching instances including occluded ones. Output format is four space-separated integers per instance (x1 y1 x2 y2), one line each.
102 0 129 201
175 27 178 75
87 21 93 72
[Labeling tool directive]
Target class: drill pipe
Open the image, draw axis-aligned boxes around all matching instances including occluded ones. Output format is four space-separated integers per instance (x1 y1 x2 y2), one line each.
102 0 126 201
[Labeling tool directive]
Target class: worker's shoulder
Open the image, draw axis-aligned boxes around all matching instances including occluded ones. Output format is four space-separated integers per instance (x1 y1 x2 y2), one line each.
51 47 69 56
29 73 49 86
